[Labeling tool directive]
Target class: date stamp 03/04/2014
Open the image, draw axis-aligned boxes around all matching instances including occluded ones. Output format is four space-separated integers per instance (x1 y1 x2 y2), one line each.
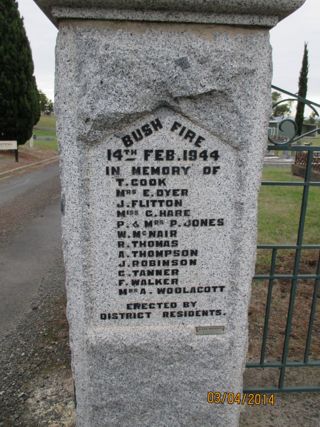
207 392 276 406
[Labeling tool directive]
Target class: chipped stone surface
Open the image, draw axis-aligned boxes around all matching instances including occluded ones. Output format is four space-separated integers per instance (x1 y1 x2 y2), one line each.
48 2 306 427
55 22 272 150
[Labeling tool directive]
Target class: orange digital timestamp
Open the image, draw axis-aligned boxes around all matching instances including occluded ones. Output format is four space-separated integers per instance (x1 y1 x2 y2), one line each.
207 392 276 406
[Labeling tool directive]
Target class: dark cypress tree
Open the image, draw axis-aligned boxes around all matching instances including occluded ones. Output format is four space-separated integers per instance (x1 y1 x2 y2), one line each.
0 0 40 145
295 43 309 136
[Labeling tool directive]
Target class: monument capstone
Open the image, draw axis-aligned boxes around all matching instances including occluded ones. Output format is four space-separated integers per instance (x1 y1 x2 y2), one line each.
34 1 306 426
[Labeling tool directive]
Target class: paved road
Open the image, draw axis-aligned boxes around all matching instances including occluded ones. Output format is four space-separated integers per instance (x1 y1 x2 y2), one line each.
0 162 63 341
0 161 59 207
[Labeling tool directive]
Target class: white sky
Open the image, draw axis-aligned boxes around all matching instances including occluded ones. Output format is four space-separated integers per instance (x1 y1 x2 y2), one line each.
18 0 320 105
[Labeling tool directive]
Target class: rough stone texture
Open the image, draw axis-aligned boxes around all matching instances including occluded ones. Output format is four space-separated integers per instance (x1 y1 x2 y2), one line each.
55 20 274 427
57 22 271 151
35 0 306 27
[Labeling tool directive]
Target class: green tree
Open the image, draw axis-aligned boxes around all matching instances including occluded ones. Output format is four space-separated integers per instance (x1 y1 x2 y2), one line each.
295 43 309 135
271 91 291 117
0 0 40 145
38 89 54 114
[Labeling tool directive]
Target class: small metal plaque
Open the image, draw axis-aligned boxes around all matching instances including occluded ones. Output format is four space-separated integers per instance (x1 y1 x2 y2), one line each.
195 326 225 335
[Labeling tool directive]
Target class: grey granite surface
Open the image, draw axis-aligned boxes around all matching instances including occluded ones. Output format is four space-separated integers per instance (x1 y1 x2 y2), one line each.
34 0 306 27
56 21 272 426
47 1 307 426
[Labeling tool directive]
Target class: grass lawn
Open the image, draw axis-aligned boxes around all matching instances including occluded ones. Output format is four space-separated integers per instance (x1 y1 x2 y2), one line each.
299 135 320 146
250 166 320 366
256 166 319 270
33 115 57 151
258 166 319 245
33 139 58 151
34 128 55 137
36 115 56 129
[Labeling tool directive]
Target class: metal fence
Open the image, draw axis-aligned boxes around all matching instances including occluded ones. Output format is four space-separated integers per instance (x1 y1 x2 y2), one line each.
244 86 320 393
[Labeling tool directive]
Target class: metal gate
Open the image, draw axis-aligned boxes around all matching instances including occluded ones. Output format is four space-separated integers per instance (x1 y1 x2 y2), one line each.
244 86 320 393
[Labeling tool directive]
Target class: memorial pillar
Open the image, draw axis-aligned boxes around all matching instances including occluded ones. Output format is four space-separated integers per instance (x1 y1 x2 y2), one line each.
35 1 305 426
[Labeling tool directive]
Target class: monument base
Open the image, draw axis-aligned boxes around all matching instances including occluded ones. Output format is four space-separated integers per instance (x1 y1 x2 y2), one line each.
80 328 244 427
